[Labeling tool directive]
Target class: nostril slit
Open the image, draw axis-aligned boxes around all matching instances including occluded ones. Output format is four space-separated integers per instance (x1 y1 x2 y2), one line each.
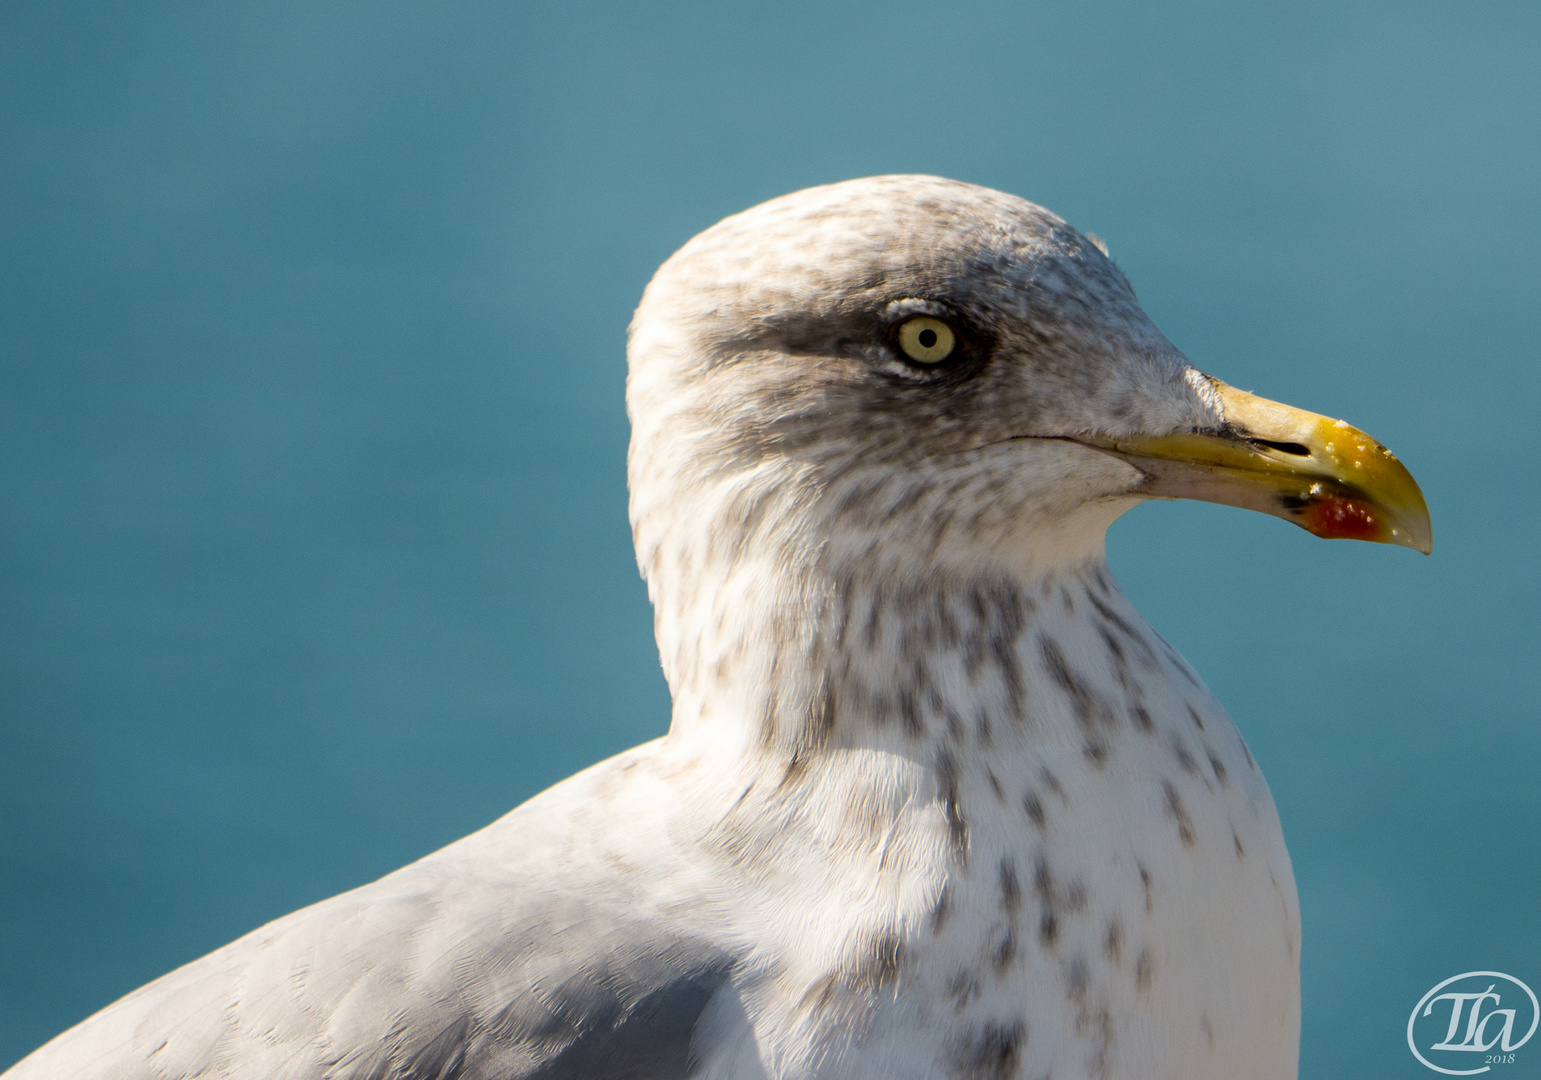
1249 438 1312 457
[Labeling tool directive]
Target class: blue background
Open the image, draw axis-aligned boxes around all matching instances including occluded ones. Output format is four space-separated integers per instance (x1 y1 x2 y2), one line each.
2 3 1537 1075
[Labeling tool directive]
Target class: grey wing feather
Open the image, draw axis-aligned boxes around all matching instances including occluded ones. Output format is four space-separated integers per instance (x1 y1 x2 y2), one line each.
3 747 739 1080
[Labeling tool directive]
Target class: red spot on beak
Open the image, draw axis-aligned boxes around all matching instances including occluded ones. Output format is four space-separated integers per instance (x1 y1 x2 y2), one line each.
1302 495 1384 542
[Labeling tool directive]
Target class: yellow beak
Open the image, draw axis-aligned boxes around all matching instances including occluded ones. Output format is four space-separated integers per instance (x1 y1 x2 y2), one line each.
1081 380 1432 554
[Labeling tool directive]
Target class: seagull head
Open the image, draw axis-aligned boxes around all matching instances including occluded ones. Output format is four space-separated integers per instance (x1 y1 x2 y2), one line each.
628 175 1428 613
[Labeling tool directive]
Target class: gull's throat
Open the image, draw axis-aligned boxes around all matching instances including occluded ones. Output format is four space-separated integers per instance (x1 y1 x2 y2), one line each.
658 548 1195 775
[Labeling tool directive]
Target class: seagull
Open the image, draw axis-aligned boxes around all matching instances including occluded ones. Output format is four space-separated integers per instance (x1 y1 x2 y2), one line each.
4 176 1430 1080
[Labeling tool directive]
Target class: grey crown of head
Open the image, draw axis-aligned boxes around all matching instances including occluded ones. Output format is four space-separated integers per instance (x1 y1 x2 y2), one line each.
626 175 1219 589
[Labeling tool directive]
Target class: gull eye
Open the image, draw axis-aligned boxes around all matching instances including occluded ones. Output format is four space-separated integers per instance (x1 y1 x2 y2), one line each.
894 316 957 365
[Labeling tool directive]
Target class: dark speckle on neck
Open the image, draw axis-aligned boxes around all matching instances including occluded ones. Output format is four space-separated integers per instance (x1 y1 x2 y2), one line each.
1207 749 1228 786
936 747 970 861
1023 791 1046 831
1162 781 1196 847
948 1020 1026 1080
1136 949 1154 992
999 859 1022 914
1103 920 1123 966
1039 636 1117 734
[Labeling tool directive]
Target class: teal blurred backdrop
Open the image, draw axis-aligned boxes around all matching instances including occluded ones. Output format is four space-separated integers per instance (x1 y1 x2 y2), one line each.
1 2 1537 1075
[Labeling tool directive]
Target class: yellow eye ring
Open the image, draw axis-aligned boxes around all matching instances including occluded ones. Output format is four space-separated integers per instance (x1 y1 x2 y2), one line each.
895 316 957 364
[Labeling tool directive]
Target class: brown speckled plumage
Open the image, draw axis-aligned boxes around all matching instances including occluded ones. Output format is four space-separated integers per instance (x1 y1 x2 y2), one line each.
5 176 1303 1080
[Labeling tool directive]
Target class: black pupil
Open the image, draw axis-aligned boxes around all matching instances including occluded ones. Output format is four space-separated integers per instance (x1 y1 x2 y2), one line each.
918 328 938 348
